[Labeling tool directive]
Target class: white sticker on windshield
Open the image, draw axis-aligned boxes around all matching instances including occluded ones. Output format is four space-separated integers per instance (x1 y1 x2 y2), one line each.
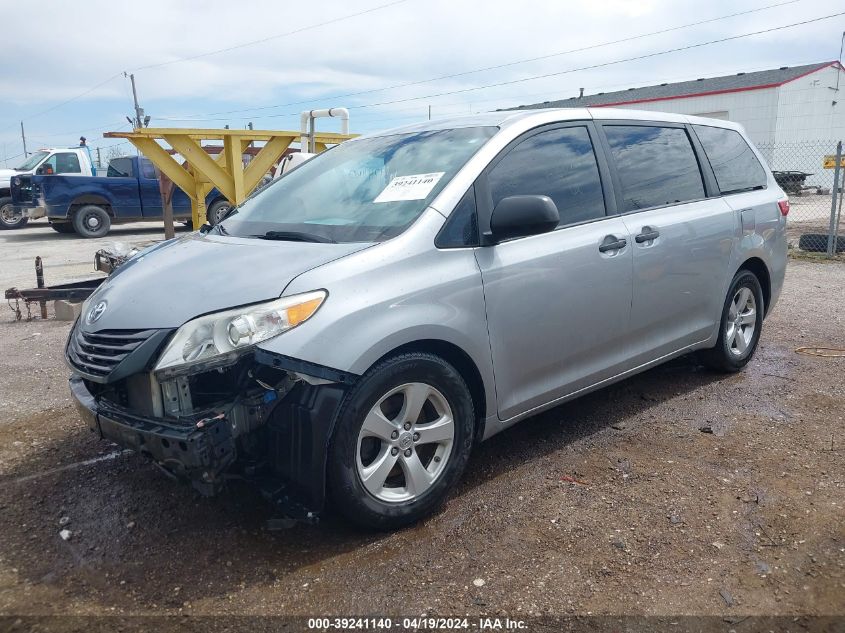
374 172 445 203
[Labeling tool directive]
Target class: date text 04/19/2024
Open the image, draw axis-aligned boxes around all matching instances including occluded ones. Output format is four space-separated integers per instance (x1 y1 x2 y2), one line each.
306 617 527 630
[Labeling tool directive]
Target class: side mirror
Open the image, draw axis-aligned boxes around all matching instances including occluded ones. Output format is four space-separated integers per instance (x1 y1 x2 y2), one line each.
36 164 54 176
487 195 559 243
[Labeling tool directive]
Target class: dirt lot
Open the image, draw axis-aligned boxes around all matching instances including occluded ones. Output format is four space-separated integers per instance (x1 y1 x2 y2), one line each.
0 224 843 626
0 220 191 290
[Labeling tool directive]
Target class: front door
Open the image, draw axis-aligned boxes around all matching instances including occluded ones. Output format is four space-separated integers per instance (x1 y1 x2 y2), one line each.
474 123 634 421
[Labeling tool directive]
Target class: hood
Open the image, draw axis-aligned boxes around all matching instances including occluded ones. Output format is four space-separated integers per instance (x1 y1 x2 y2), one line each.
81 232 372 331
0 168 19 185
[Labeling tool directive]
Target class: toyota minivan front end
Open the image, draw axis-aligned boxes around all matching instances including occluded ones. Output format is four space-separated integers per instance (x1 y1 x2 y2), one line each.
68 121 501 524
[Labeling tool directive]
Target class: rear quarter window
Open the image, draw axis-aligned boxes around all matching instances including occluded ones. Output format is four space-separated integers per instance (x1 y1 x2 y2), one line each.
693 125 767 194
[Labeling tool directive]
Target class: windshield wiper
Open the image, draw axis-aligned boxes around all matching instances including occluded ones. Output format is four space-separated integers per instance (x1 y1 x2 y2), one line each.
252 230 336 243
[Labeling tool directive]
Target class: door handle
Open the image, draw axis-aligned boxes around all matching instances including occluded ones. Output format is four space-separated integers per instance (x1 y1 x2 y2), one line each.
635 228 660 243
598 236 628 252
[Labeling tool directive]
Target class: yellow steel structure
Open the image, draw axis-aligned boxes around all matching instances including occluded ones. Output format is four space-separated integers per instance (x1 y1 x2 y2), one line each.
104 128 356 226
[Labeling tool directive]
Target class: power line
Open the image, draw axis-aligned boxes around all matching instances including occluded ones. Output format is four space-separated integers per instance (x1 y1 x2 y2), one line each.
131 0 410 71
26 120 128 139
157 11 845 123
161 0 806 121
0 74 123 132
352 12 845 110
288 54 836 122
0 0 410 132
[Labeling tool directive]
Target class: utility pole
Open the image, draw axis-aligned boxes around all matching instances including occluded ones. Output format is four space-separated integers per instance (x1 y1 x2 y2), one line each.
96 147 102 169
129 73 142 128
428 105 431 121
124 73 169 236
20 121 27 157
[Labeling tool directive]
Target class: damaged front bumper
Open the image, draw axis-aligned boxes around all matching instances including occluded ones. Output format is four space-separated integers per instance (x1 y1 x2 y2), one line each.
71 376 236 493
69 348 356 521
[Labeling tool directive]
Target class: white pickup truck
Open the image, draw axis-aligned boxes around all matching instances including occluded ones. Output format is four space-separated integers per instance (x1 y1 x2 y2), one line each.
0 146 97 229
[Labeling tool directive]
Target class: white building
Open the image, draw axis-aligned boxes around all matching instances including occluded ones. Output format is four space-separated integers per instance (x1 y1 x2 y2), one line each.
515 61 845 144
514 62 845 178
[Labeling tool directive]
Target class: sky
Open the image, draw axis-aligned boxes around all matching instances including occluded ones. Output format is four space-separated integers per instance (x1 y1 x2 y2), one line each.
0 0 842 166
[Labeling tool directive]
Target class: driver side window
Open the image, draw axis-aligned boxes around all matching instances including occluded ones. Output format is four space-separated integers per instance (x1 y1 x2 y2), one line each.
48 152 82 174
488 126 606 229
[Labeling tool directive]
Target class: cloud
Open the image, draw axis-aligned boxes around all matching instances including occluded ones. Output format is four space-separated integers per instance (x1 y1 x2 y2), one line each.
0 0 839 151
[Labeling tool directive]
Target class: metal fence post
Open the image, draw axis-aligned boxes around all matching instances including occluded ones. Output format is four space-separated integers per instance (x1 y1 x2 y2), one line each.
827 141 842 257
835 160 844 252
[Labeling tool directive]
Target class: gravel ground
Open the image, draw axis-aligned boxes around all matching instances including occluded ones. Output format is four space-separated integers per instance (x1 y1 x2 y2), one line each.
0 247 843 623
0 220 189 290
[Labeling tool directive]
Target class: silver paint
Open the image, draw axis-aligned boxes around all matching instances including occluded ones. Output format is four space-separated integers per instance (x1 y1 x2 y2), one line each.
82 108 788 442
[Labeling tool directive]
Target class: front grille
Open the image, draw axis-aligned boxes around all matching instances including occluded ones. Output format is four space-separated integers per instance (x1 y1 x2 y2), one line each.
67 327 157 379
11 175 33 203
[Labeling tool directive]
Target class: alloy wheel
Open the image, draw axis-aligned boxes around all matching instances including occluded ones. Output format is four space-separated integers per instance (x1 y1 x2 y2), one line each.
726 287 756 357
356 382 455 503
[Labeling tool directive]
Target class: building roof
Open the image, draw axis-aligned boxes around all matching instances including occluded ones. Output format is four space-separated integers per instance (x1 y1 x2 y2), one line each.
510 61 840 110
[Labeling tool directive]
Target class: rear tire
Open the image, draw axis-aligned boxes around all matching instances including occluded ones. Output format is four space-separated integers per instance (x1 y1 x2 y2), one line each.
328 353 475 530
72 205 111 238
799 233 845 253
49 221 75 234
699 270 764 373
0 196 27 230
207 200 231 226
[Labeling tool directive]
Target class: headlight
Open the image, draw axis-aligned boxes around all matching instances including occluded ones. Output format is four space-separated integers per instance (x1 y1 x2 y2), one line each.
153 290 326 376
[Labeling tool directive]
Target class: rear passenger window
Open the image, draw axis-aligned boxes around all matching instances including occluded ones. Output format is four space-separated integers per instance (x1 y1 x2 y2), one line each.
693 125 767 194
488 126 605 228
107 158 134 178
603 125 705 211
140 158 157 179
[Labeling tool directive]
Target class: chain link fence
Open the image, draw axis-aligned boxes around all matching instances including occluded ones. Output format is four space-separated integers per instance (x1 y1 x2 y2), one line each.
757 139 844 256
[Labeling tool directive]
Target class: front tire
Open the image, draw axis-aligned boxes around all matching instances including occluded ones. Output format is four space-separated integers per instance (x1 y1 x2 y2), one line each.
328 353 475 530
700 270 764 372
0 196 27 230
207 199 231 226
72 205 111 238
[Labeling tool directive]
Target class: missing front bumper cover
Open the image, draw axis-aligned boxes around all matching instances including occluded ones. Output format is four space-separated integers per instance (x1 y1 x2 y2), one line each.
70 351 358 519
73 377 236 494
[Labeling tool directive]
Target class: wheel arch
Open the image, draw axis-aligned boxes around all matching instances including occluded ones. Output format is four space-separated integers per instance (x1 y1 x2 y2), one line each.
367 339 488 444
70 196 113 217
738 256 771 315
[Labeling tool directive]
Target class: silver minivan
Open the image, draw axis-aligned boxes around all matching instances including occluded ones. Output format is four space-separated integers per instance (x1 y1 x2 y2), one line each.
68 108 788 529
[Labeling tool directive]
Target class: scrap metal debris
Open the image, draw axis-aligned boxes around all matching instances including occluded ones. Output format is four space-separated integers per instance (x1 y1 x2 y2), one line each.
560 474 588 485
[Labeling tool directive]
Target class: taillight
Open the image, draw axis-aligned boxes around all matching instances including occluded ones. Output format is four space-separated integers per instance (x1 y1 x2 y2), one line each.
778 199 789 216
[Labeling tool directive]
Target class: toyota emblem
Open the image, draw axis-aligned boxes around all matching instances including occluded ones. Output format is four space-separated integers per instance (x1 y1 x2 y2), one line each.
86 300 108 324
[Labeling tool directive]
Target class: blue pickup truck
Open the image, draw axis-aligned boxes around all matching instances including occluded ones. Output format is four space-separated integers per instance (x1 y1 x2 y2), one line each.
11 155 229 238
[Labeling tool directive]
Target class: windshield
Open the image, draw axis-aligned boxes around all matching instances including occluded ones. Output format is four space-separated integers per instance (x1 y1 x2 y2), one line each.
15 151 49 171
219 126 497 243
